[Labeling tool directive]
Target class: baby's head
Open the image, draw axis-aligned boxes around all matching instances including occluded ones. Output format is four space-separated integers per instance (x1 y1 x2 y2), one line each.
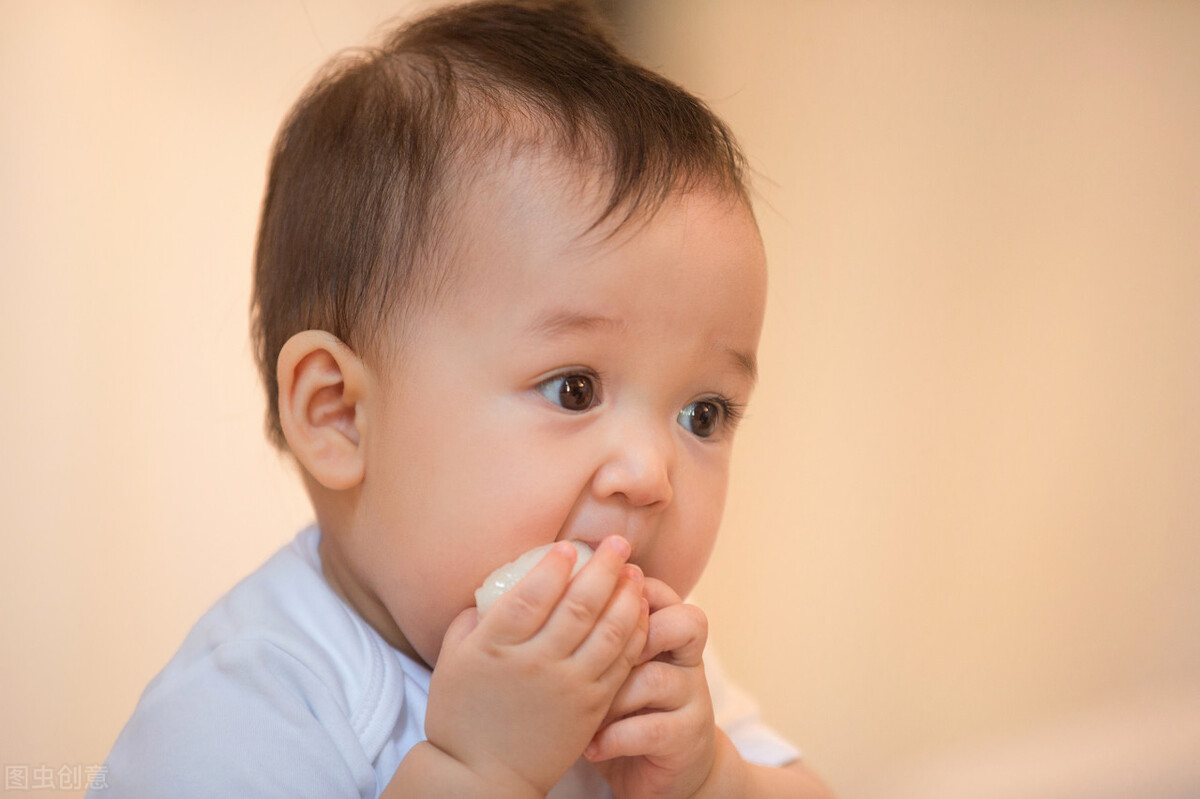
251 0 768 666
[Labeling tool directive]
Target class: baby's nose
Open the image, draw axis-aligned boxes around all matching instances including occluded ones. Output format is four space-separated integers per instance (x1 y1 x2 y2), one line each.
590 419 674 508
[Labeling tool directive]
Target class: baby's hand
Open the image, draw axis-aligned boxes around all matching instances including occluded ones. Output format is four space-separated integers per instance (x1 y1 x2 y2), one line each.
422 536 649 797
586 578 717 799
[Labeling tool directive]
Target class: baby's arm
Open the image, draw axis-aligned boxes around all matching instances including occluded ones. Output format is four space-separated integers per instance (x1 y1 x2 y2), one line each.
587 578 834 799
692 740 836 798
382 537 648 798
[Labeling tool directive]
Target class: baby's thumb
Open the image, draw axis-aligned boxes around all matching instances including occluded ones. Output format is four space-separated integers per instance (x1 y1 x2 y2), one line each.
438 606 480 658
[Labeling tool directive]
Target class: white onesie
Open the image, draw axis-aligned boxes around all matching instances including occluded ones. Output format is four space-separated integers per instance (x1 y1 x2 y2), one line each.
94 526 799 798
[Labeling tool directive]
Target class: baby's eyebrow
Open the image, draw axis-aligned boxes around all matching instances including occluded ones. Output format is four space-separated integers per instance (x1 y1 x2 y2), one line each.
722 345 758 387
525 308 757 386
524 310 624 338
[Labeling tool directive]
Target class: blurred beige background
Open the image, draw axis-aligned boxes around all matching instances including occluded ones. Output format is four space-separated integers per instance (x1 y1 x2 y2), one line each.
2 2 1198 797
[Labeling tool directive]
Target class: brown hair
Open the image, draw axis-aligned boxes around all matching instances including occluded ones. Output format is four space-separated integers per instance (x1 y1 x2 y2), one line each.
251 0 749 449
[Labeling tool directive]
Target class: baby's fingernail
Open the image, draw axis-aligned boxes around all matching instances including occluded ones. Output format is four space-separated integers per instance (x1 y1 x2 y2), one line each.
584 741 600 760
605 536 630 558
624 564 643 584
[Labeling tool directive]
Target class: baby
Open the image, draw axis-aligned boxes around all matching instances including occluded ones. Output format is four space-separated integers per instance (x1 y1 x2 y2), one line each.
96 1 832 797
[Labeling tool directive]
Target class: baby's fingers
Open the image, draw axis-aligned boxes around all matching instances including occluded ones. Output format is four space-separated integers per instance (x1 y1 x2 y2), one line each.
585 710 675 762
483 541 578 644
439 606 480 660
602 660 689 725
641 601 708 667
642 576 682 614
537 535 633 655
573 566 647 678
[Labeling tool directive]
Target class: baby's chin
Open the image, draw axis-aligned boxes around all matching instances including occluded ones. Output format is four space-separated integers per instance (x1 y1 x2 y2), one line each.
389 605 463 670
388 623 434 669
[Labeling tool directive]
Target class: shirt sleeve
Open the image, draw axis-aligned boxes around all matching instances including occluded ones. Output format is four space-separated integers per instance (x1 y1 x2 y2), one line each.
705 647 802 768
91 639 378 799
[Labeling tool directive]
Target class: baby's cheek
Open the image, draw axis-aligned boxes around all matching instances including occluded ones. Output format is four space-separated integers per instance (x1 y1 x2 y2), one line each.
652 543 712 599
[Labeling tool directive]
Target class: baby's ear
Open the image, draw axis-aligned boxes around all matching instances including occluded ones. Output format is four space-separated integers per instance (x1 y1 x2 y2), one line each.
276 330 369 490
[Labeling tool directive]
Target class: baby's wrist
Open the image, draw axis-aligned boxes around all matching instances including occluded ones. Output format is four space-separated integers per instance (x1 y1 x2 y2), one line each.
686 730 748 799
463 751 548 799
386 741 545 799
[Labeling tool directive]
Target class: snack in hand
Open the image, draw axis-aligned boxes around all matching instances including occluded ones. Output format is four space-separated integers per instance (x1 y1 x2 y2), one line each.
474 540 594 615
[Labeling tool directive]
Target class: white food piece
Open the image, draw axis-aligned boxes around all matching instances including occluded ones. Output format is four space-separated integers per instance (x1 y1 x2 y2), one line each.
475 540 594 616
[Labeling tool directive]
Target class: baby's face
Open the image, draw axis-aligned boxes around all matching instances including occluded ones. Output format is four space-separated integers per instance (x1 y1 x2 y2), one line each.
346 158 767 667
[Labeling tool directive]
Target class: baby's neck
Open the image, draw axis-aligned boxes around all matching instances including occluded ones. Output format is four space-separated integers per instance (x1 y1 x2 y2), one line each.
318 530 427 667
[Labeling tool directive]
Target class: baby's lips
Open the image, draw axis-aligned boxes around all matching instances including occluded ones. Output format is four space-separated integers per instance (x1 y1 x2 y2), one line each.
473 540 595 615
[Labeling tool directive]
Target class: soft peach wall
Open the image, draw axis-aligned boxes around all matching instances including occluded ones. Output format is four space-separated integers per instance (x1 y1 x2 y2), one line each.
0 2 437 794
2 2 1198 797
623 2 1200 796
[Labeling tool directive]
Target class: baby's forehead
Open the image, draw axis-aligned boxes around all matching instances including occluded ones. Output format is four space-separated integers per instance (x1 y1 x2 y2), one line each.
447 144 617 236
369 170 765 396
441 158 759 294
361 137 762 359
443 143 753 264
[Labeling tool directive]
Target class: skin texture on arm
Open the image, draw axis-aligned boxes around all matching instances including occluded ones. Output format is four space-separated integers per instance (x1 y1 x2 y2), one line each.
688 734 836 799
380 741 542 799
382 737 835 799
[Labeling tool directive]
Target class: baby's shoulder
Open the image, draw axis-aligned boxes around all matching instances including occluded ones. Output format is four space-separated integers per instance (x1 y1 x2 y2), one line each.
183 531 357 665
143 528 405 746
102 529 411 794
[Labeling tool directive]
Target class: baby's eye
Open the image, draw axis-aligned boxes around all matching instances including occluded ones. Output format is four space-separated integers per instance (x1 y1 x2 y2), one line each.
537 372 598 412
678 400 725 438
